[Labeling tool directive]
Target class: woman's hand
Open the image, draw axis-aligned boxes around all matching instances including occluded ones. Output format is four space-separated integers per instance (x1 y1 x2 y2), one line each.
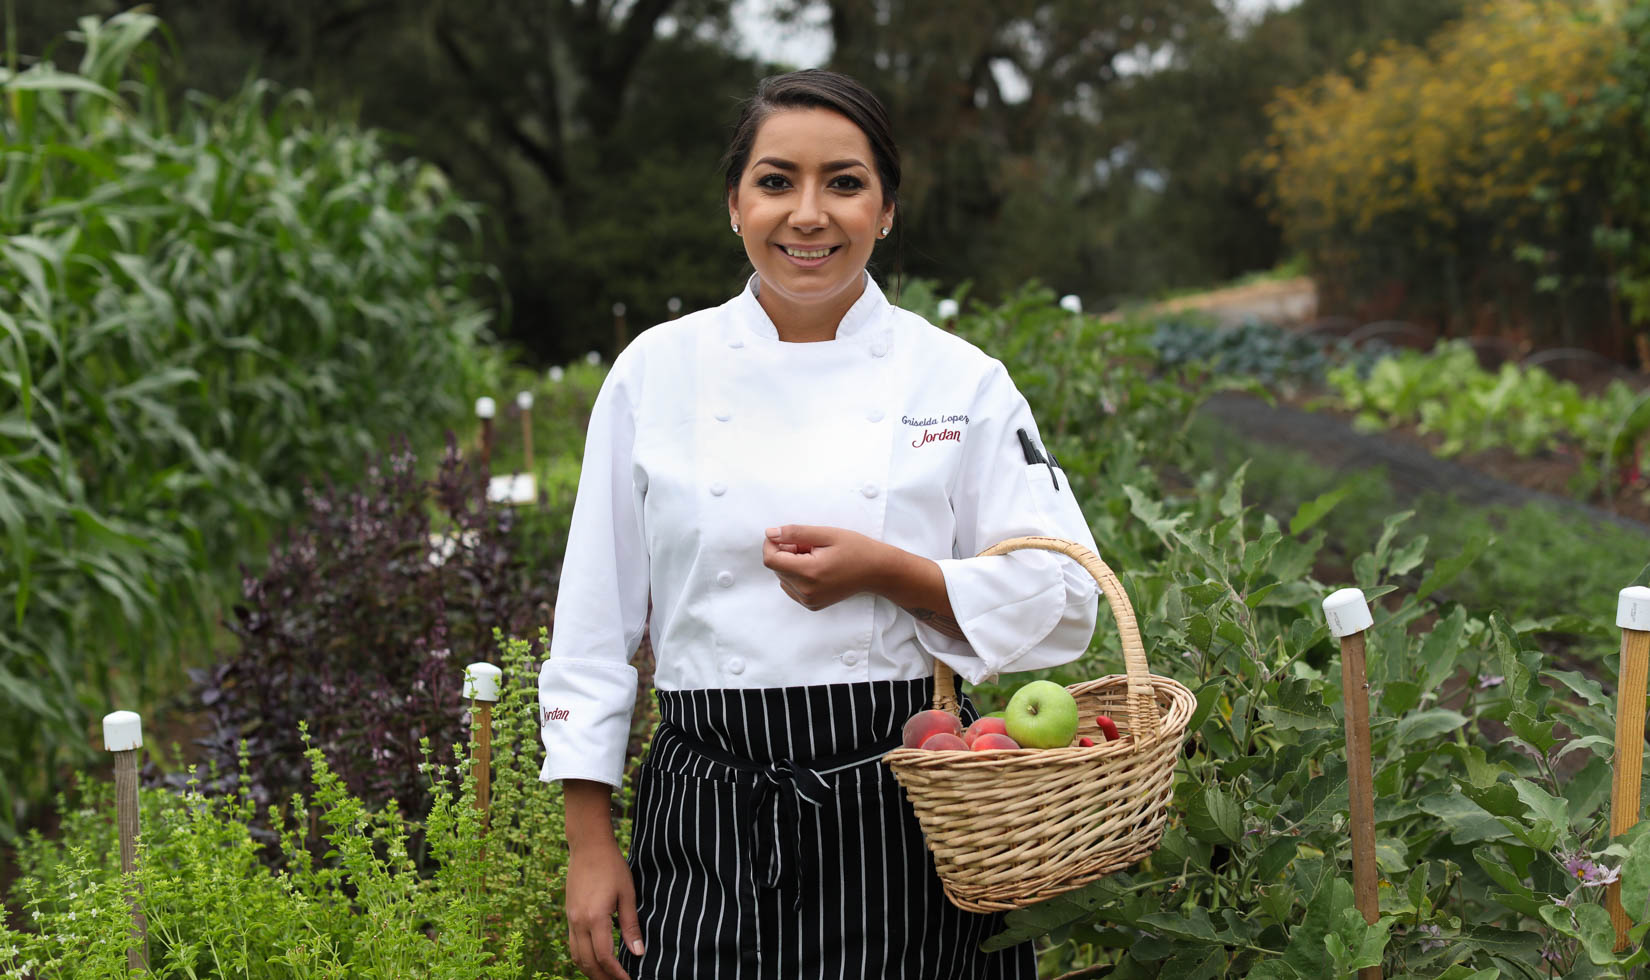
762 525 891 609
565 780 644 980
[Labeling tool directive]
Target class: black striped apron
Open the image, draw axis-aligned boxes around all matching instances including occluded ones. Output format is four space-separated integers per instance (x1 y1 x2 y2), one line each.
617 679 1038 979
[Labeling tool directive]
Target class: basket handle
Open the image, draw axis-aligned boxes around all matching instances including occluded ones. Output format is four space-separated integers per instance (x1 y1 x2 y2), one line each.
931 535 1162 738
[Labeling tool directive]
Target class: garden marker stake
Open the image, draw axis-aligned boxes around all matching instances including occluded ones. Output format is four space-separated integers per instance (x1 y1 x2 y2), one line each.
1607 585 1650 949
474 396 496 470
516 390 535 475
613 301 629 351
464 662 503 826
103 710 148 971
1322 587 1381 980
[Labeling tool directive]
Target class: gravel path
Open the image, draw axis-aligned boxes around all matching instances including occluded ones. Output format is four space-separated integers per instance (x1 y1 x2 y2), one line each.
1198 392 1650 535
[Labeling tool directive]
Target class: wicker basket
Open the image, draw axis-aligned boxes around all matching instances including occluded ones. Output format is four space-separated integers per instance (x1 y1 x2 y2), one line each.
882 535 1195 914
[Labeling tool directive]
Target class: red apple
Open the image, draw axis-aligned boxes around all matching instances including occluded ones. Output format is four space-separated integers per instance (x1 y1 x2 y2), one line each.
1095 715 1119 742
971 733 1020 751
963 716 1009 747
902 710 964 749
921 733 969 751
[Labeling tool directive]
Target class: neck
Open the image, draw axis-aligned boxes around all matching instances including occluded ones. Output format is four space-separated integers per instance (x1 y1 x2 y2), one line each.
756 275 868 343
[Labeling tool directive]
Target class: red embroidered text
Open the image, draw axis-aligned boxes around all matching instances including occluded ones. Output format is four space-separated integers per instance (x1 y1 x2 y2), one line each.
542 707 571 723
911 428 961 449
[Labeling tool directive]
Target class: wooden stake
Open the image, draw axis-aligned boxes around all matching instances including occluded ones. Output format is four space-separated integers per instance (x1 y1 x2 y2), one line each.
464 663 502 827
1324 588 1381 980
1609 586 1650 949
516 391 535 476
103 711 148 972
613 302 629 352
474 397 496 472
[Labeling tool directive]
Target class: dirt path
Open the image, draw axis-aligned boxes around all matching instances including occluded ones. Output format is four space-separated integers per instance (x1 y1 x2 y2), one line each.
1198 392 1650 535
1109 276 1318 326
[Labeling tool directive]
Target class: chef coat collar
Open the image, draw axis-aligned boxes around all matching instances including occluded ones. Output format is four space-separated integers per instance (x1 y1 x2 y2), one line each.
735 272 889 344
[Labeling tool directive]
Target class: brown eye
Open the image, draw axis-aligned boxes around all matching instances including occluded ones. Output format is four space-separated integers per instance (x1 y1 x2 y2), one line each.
756 174 790 190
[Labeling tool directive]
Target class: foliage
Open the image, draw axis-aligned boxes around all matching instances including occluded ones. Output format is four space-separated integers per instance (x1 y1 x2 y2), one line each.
1323 341 1646 466
1147 316 1387 388
1 632 622 978
1185 411 1647 629
1261 0 1629 348
184 440 563 830
0 13 497 839
1532 0 1650 331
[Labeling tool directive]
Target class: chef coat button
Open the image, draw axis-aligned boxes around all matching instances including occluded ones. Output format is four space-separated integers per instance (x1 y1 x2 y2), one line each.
842 651 860 667
861 482 880 499
727 657 745 675
728 336 744 349
715 409 732 422
716 571 734 588
866 409 884 423
709 481 727 496
870 340 889 358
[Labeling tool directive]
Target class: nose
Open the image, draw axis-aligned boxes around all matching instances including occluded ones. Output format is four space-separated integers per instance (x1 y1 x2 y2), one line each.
788 182 827 231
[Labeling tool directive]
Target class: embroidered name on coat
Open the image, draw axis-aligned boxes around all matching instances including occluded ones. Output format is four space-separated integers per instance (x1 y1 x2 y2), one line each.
912 428 961 448
542 707 571 723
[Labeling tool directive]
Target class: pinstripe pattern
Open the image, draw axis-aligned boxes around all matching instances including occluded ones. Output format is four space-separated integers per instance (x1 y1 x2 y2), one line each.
617 680 1037 979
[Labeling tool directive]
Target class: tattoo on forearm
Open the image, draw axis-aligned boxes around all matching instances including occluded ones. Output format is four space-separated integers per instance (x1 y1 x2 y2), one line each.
906 607 966 641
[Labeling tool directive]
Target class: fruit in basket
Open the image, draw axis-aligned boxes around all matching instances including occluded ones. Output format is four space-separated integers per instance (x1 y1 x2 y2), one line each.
1004 680 1080 749
902 709 964 749
921 733 969 751
1077 737 1095 748
1095 715 1119 742
971 733 1020 751
962 717 1009 747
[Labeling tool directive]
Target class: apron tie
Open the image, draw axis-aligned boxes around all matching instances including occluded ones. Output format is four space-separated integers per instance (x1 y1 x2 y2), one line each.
655 722 900 899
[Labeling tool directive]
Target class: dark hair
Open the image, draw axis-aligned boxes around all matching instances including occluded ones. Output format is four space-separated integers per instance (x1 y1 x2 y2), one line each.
723 69 901 206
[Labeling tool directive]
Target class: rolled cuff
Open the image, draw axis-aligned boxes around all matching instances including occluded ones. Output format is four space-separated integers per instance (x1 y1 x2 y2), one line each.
914 551 1094 684
538 657 639 788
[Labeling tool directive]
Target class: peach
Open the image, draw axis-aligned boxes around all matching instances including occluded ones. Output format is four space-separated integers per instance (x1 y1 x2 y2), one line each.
921 733 969 751
902 709 963 749
971 733 1020 751
962 716 1009 747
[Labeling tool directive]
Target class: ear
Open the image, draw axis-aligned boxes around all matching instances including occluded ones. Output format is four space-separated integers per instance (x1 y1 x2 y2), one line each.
728 187 740 230
880 200 896 231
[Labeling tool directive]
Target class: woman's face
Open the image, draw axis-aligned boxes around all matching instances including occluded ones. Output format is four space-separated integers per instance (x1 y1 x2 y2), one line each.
728 107 895 317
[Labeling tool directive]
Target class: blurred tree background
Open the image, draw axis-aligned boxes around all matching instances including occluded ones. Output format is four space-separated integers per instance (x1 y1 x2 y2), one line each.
7 0 1531 363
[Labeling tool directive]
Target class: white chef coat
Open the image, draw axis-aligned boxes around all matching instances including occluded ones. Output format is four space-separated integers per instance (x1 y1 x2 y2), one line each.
539 274 1100 788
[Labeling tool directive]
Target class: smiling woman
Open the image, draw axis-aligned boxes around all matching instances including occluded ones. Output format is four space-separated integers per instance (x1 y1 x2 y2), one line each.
544 70 1102 980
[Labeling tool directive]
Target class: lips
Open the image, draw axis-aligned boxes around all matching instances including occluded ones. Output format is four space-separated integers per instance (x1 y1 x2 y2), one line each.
776 243 841 268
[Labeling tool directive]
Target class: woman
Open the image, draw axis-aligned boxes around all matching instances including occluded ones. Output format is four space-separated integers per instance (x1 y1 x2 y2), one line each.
542 69 1100 980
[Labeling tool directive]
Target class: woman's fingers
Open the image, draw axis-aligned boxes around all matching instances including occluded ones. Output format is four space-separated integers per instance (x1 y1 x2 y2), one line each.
618 875 646 958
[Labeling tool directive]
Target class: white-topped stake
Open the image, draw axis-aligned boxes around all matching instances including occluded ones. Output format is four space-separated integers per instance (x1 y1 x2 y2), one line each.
516 390 534 412
548 365 565 383
1609 585 1650 949
1322 587 1375 638
474 396 496 420
667 296 683 317
103 710 143 752
937 298 959 321
1059 294 1083 314
464 662 503 703
1321 588 1381 980
104 710 149 969
465 663 502 822
1618 586 1650 630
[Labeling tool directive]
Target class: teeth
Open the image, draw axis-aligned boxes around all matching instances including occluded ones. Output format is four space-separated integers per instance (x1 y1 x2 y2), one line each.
784 246 833 259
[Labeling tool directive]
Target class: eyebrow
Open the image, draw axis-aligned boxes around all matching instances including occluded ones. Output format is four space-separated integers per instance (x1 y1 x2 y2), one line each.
752 157 869 173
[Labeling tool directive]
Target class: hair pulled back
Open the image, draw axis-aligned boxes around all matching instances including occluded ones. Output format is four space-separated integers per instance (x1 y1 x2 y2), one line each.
723 70 901 207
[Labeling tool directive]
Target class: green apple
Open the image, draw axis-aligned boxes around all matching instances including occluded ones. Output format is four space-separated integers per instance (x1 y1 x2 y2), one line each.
1004 680 1079 749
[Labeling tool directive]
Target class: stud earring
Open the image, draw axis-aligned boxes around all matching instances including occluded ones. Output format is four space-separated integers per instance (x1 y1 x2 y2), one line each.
880 226 890 237
732 223 740 234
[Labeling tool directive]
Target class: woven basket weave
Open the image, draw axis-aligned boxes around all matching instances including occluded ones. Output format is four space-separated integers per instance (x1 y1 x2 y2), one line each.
882 535 1195 914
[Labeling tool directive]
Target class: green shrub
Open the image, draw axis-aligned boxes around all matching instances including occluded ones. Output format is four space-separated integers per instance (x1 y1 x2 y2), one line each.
0 12 500 838
0 631 620 978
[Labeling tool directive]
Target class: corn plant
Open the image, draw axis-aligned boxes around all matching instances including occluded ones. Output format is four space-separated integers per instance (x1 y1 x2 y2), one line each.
0 12 499 839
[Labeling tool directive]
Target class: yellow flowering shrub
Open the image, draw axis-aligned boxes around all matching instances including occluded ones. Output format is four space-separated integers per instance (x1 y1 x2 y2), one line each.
1260 0 1631 344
